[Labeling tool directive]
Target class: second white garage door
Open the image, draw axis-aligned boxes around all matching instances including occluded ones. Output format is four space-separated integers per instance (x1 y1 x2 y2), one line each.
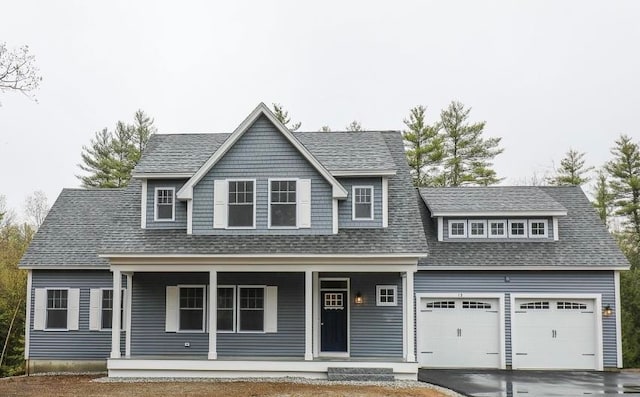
512 297 600 370
417 296 503 368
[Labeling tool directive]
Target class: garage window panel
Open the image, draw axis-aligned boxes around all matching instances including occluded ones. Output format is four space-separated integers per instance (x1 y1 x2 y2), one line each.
557 301 587 310
520 301 549 310
425 301 455 309
462 301 492 309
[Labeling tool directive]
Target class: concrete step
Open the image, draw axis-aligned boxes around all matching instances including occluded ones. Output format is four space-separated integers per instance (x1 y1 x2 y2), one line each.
327 367 395 381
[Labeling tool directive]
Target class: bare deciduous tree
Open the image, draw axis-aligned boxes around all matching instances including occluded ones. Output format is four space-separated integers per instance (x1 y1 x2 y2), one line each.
24 191 49 229
0 43 42 102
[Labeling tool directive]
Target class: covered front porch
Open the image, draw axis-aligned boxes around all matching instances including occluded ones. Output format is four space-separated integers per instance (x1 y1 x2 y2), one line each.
104 257 418 379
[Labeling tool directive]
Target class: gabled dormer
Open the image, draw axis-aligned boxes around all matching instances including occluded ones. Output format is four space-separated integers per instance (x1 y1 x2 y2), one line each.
419 187 568 242
132 103 398 236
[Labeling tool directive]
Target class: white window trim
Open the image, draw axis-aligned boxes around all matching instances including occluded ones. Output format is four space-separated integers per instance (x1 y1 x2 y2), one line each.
99 287 126 331
468 219 488 238
488 220 507 239
376 285 398 307
448 219 467 238
216 285 236 333
237 285 266 334
528 219 549 238
268 178 299 229
352 185 375 221
226 179 257 230
154 187 175 222
44 287 70 331
177 285 207 333
508 219 528 238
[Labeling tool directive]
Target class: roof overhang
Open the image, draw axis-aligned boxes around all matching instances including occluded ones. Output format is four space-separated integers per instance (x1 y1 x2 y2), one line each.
331 169 396 177
176 103 348 200
430 210 568 217
132 172 193 179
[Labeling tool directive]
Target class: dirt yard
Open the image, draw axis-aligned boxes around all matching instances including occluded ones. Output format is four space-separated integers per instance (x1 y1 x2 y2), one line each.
0 375 450 397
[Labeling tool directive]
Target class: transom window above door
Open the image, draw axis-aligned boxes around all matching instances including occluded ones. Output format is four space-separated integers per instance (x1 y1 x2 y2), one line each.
228 180 255 228
270 180 297 227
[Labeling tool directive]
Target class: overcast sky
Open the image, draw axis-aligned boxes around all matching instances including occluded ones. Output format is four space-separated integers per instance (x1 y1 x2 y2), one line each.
1 0 639 218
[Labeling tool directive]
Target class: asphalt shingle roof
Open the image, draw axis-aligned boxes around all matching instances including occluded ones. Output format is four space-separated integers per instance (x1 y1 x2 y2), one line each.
418 186 629 269
134 130 396 175
19 189 122 267
100 131 426 257
419 186 567 214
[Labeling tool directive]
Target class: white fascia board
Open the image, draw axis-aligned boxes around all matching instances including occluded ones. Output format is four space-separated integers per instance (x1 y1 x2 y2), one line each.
20 265 110 270
418 265 630 271
177 103 348 200
430 210 568 217
132 172 193 179
101 252 427 259
331 169 396 177
109 263 419 273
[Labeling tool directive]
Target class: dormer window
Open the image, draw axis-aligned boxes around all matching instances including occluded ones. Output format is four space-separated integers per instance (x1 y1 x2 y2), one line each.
270 180 297 228
489 220 507 238
228 180 255 228
508 220 527 238
155 187 175 221
469 220 487 238
353 186 374 220
449 220 467 238
529 219 548 238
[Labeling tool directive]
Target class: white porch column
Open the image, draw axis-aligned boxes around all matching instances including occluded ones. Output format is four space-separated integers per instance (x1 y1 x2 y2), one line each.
305 270 313 360
405 271 415 362
125 273 133 358
208 270 217 360
110 268 122 359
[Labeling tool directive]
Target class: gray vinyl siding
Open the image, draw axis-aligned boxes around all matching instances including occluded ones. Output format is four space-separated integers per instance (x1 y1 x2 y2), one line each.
337 178 383 228
192 115 333 235
145 179 187 229
322 272 403 358
130 272 305 357
443 216 555 241
29 270 126 359
414 270 618 368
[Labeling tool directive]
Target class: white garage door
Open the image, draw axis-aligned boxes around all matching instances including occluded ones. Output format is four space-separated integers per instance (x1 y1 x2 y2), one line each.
418 297 501 368
512 298 599 370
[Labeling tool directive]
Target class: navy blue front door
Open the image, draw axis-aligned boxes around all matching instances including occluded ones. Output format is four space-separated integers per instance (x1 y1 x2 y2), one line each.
321 291 348 352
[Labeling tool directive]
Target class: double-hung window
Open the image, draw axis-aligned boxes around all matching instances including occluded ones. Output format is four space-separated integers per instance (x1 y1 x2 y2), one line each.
238 287 264 332
155 187 175 221
217 286 236 332
179 287 205 332
101 289 125 330
270 180 297 227
46 289 68 329
353 186 374 220
228 180 254 228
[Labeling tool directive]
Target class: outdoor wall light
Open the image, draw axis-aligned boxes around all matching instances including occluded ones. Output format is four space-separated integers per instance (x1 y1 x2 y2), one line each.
354 291 363 305
603 305 613 317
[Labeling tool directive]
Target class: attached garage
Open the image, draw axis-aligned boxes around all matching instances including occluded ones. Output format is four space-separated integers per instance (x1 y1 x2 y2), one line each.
416 294 505 369
511 294 603 370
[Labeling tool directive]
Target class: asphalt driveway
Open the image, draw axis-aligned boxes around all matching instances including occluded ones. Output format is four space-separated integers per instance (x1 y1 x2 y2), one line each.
419 369 640 397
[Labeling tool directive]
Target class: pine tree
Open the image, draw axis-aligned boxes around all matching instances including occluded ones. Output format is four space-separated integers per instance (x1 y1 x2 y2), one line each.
272 103 301 131
605 134 640 238
437 101 503 186
319 126 331 132
592 169 615 225
402 105 443 186
548 149 593 186
77 111 155 188
346 121 362 131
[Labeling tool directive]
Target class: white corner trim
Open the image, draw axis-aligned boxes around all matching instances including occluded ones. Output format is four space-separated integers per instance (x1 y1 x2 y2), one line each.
141 179 147 229
509 292 604 371
382 178 388 228
332 198 339 234
187 200 193 235
553 217 559 241
177 103 347 200
25 270 32 359
615 270 623 368
437 217 443 242
153 187 176 222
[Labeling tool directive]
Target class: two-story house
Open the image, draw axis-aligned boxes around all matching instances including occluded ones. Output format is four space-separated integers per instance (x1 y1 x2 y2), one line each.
19 103 628 380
